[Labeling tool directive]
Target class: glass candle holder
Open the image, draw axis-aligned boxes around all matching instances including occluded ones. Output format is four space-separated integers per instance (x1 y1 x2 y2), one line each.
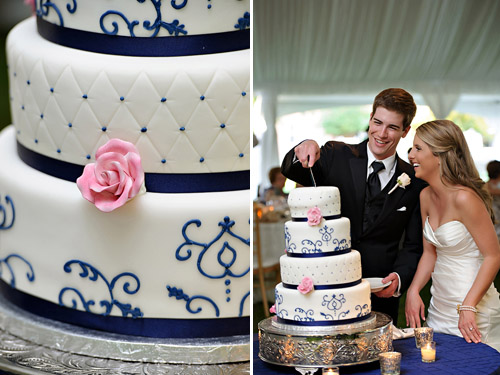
322 368 340 375
421 341 436 363
379 352 401 375
414 327 433 348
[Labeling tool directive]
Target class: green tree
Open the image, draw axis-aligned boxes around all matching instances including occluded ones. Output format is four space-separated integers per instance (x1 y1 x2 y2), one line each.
447 111 493 146
321 106 370 136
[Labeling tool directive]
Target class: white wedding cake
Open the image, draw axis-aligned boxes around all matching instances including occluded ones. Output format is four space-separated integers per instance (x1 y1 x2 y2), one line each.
272 187 372 325
0 0 249 341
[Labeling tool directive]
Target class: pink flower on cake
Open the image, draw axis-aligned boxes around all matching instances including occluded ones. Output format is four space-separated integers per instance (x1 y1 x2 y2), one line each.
77 139 145 212
306 206 322 226
269 304 276 314
297 277 314 294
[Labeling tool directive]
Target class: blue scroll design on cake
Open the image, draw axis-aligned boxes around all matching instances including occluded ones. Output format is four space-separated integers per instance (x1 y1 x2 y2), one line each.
322 293 349 318
59 260 143 318
301 239 323 254
36 0 77 27
320 310 350 321
355 304 370 317
166 285 219 316
0 254 35 288
235 12 250 30
332 238 350 251
0 195 15 230
239 291 250 317
100 0 188 37
176 216 250 279
294 308 314 322
319 225 333 244
169 216 250 316
275 290 288 319
284 226 297 252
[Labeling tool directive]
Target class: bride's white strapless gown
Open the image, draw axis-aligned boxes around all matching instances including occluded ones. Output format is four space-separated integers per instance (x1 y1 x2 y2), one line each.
424 217 500 352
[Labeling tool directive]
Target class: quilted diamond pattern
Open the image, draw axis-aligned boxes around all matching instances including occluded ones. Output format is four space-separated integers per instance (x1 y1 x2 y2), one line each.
8 19 250 174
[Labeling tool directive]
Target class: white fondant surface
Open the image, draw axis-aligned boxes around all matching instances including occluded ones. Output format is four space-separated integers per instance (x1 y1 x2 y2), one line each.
284 217 351 254
37 0 249 37
8 18 250 174
287 187 340 218
274 280 371 322
0 126 250 319
279 250 361 285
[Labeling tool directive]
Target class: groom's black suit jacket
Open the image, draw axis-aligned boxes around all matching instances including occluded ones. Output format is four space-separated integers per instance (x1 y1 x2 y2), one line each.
281 140 426 321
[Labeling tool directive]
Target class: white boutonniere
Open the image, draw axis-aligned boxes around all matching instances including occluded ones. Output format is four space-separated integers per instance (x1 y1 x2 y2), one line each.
388 173 411 194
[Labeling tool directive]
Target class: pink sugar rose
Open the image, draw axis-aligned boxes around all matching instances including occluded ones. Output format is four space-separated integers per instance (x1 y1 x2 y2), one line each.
269 304 276 314
297 277 314 294
307 206 322 226
77 139 145 212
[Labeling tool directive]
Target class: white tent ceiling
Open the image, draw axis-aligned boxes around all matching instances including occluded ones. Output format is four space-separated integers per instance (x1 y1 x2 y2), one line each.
254 0 500 101
252 0 500 191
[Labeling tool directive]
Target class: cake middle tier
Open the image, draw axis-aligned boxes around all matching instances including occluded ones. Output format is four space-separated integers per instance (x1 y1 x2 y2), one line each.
7 18 249 176
280 250 362 286
274 280 371 324
285 217 351 254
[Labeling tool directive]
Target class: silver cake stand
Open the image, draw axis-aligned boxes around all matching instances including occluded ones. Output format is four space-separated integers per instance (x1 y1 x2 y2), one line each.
0 297 249 374
258 312 392 373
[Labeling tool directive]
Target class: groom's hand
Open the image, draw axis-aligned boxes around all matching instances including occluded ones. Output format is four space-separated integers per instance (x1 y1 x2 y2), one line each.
294 140 320 168
374 273 399 298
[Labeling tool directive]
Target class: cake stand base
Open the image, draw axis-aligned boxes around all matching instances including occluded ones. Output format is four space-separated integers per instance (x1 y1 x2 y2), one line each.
0 297 249 374
258 312 392 369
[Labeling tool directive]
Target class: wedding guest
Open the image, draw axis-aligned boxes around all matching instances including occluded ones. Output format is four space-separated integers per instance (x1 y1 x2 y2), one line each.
486 160 500 241
281 88 426 323
262 167 288 204
405 120 500 351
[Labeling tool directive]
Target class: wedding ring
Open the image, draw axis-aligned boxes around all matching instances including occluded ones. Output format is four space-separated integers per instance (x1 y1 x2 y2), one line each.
469 327 474 331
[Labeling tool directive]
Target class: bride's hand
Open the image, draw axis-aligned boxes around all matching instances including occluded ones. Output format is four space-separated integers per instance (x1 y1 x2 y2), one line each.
458 310 482 344
405 289 425 328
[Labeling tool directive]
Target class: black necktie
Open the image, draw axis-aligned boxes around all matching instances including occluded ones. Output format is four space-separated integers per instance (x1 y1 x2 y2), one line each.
366 161 385 198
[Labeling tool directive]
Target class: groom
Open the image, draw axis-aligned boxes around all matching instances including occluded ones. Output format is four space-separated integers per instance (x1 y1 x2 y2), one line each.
281 88 426 323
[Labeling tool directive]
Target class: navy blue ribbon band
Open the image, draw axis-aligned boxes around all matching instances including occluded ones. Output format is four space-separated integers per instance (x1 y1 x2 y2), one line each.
17 141 249 193
277 313 371 327
286 248 351 258
292 214 341 222
282 279 361 290
0 280 249 338
37 17 250 57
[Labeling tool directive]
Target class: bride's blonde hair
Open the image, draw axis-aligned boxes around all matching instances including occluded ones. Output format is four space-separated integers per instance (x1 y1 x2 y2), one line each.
416 120 494 223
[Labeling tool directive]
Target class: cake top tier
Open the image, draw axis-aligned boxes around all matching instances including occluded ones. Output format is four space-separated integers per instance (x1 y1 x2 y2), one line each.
35 0 250 56
287 187 341 218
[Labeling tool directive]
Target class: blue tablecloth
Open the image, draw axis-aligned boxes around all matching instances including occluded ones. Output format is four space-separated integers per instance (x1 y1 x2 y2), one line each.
254 332 500 374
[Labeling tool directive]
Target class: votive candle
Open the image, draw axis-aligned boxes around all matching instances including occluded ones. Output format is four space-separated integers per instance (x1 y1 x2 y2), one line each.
379 352 401 375
322 368 340 375
421 341 436 363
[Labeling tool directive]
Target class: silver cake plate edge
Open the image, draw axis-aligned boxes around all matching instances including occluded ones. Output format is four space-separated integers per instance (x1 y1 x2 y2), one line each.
0 296 250 373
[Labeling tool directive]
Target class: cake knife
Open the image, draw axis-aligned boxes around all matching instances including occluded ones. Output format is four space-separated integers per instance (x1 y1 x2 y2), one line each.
309 168 317 187
307 156 317 187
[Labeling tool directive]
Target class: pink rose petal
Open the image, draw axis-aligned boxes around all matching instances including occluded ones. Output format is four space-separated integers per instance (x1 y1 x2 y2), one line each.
297 277 314 294
76 139 144 212
307 207 322 226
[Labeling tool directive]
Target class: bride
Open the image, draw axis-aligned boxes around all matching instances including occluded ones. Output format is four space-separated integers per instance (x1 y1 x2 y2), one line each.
405 120 500 351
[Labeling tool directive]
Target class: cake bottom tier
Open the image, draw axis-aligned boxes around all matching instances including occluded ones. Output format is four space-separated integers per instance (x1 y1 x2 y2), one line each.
0 126 250 338
274 280 371 325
